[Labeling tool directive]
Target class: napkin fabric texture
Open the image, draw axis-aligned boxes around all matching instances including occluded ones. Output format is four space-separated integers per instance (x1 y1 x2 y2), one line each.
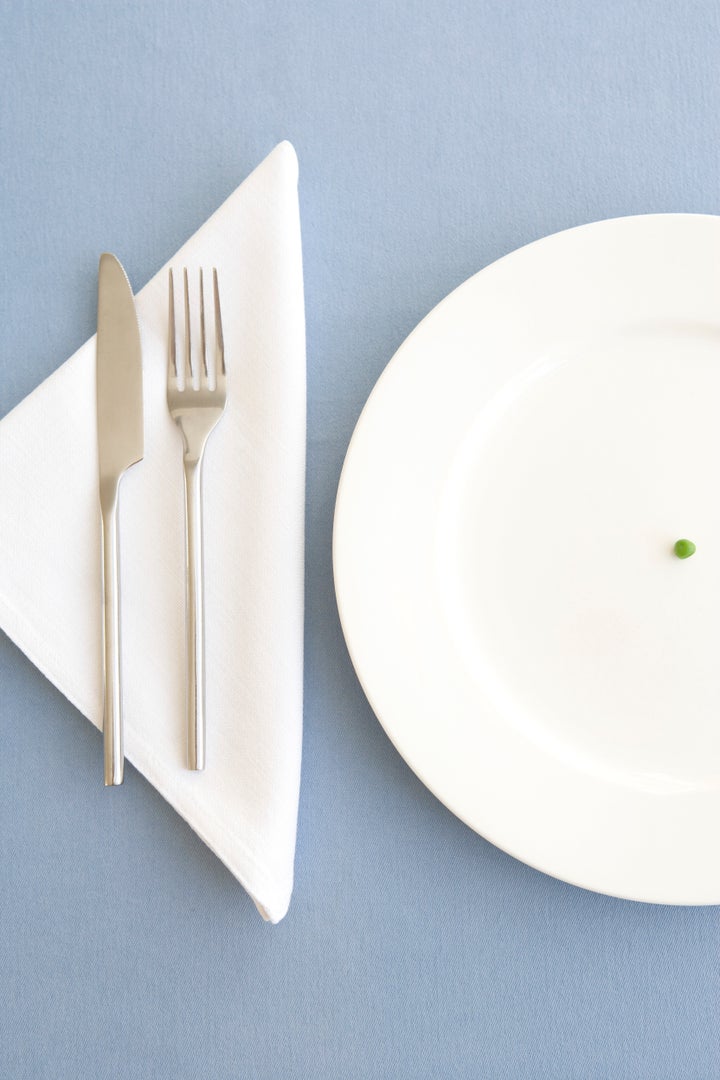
0 142 305 923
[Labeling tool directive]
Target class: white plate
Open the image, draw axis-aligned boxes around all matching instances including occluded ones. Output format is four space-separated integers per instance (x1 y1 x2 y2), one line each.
333 214 720 904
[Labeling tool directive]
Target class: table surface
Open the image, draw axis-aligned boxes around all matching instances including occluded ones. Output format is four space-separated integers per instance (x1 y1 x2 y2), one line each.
2 2 720 1077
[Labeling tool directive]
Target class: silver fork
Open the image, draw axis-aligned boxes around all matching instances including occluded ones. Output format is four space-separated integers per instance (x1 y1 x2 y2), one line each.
167 267 227 771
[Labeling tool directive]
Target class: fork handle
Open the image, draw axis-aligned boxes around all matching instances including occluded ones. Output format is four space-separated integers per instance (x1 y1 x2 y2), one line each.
183 455 206 771
100 481 123 786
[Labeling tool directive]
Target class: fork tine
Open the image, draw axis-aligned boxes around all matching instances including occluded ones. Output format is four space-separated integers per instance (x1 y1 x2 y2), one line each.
168 269 177 377
183 267 193 383
199 268 208 377
213 268 225 376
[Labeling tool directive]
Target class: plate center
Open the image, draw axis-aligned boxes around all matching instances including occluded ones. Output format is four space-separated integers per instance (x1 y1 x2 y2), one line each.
439 323 720 791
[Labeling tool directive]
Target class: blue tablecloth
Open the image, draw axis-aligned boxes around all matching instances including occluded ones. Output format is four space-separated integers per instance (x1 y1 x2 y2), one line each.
3 2 719 1077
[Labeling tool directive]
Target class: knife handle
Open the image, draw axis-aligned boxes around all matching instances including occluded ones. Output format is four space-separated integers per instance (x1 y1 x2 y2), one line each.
183 455 205 771
100 480 123 786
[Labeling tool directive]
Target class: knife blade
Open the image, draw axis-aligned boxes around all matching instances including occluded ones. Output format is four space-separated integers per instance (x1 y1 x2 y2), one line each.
96 253 144 786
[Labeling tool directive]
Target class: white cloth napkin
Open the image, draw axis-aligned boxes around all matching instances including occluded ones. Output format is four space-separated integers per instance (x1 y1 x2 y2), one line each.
0 142 305 923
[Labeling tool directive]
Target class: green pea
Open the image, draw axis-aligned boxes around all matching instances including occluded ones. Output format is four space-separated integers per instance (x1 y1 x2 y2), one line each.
674 538 696 559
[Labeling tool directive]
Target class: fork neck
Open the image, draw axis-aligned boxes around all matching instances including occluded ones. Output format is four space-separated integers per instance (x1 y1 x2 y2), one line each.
183 448 206 471
175 411 212 464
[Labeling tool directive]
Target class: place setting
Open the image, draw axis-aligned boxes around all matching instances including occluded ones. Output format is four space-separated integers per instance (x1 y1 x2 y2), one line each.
2 145 720 923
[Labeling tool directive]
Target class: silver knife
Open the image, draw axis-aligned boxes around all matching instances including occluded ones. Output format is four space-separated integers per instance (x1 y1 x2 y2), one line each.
96 253 144 786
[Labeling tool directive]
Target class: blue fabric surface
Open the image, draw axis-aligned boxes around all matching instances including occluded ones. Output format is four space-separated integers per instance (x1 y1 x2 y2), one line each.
2 1 720 1076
